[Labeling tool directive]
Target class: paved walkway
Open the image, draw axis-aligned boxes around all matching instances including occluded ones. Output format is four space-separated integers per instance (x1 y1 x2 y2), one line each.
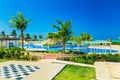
52 59 94 67
95 62 120 80
29 52 74 59
0 60 66 80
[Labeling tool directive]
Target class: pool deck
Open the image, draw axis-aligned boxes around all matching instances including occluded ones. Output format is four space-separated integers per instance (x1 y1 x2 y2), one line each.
0 60 66 80
95 62 120 80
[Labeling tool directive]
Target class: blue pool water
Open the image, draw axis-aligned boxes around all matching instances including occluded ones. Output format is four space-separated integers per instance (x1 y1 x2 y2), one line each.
80 48 118 53
19 44 119 53
46 46 118 53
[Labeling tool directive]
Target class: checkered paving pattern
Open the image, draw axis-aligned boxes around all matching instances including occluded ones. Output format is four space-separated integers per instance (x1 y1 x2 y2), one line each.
0 64 40 80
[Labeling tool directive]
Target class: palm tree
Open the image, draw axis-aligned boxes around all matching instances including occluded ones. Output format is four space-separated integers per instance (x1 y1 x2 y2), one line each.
107 38 112 42
39 34 42 41
9 12 31 51
118 37 120 40
80 32 92 41
1 31 5 37
46 32 55 40
46 32 60 44
52 20 73 53
70 36 82 44
11 30 17 37
25 33 31 41
5 34 9 38
33 35 37 41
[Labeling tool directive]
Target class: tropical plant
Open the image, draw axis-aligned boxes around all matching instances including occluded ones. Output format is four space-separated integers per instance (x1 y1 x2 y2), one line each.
46 33 53 39
9 12 31 51
57 53 120 64
25 33 31 41
0 47 40 61
46 32 59 45
39 34 42 40
33 35 37 41
70 36 82 44
5 34 9 38
46 32 59 41
11 30 17 37
80 32 92 41
52 20 73 53
107 38 112 42
1 31 5 37
118 36 120 40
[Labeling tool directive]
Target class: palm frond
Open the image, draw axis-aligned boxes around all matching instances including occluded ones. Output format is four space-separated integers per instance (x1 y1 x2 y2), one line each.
67 31 74 35
17 12 24 22
10 24 18 28
52 24 61 30
24 20 31 24
56 20 64 26
65 20 72 29
9 19 19 23
10 16 19 21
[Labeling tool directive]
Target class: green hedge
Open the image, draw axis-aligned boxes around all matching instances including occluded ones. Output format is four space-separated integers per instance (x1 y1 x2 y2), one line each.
57 53 120 64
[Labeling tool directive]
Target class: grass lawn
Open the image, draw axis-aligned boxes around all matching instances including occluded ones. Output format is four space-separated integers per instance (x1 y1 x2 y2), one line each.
53 65 96 80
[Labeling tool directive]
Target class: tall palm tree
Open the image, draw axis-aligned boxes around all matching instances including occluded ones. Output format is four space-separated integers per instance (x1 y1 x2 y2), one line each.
39 34 42 41
9 12 31 51
52 20 73 53
11 30 17 37
33 35 37 41
46 32 60 45
118 37 120 40
80 32 92 41
25 33 31 41
70 36 82 44
1 31 5 37
107 38 112 42
5 34 9 38
46 32 55 40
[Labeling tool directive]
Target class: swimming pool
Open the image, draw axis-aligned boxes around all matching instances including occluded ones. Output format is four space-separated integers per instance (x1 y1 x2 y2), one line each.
19 44 119 53
80 48 118 53
47 46 118 53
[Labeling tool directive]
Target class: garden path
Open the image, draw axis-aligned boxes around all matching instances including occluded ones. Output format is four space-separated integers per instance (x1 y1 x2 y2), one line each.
95 62 120 80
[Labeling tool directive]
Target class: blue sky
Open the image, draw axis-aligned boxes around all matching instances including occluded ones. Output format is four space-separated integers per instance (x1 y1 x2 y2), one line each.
0 0 120 40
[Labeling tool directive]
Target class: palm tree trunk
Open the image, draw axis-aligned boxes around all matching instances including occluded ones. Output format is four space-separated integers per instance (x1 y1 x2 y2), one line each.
21 30 24 51
62 41 66 54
